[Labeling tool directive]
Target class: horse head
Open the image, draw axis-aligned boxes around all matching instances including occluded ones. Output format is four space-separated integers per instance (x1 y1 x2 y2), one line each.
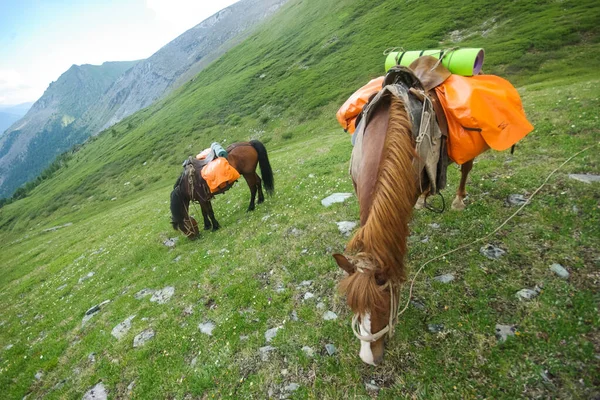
334 253 397 366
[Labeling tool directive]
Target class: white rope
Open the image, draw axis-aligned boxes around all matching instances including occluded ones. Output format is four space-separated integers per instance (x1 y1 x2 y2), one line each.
396 143 598 318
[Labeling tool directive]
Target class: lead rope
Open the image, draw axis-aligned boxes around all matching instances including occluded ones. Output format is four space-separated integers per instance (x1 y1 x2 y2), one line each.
395 143 597 320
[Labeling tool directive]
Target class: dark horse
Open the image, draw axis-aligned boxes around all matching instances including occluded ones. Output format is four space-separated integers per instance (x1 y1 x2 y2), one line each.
170 140 274 238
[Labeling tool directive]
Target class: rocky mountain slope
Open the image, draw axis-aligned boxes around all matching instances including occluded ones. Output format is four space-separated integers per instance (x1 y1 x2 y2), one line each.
0 0 289 199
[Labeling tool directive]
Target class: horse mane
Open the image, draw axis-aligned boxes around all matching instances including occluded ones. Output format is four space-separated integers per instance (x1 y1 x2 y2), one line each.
170 172 186 230
340 95 417 314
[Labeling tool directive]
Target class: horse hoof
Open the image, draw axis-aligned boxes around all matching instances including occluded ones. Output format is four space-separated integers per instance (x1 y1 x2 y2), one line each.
212 226 220 231
204 226 211 231
247 207 255 212
451 197 466 211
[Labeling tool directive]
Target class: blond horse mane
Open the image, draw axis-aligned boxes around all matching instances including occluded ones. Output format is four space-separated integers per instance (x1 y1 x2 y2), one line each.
340 95 417 315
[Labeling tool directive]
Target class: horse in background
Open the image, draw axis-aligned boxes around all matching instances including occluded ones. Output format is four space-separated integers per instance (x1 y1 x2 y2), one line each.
170 140 274 238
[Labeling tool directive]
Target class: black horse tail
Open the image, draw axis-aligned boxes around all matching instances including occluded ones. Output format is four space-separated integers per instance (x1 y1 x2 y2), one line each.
250 140 274 195
170 178 186 230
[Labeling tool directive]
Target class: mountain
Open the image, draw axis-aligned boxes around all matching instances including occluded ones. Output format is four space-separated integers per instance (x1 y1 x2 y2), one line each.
0 102 33 136
0 0 289 199
0 61 138 198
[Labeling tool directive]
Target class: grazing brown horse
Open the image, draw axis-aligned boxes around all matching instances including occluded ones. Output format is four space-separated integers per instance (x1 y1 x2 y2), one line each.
333 82 477 365
170 140 274 238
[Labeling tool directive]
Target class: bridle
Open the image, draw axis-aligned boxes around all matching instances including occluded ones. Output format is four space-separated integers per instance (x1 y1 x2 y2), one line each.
348 256 400 343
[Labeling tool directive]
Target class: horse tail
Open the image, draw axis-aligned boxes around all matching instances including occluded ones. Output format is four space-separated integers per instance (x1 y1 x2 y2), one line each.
250 140 274 195
170 175 186 230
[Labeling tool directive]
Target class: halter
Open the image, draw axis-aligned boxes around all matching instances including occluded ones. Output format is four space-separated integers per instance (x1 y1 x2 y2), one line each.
349 260 400 343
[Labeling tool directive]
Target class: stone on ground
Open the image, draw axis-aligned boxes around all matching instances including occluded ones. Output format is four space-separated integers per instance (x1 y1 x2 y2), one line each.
83 382 108 400
550 263 570 279
569 174 600 184
433 274 455 283
111 315 136 340
428 324 444 333
133 329 155 348
199 321 216 336
150 286 175 304
303 292 315 301
325 343 336 356
480 244 506 260
284 383 299 392
516 286 542 301
336 221 357 236
506 194 528 206
321 193 352 207
259 345 276 361
495 324 516 342
265 326 282 343
323 311 338 321
302 346 314 357
134 288 155 299
365 381 380 393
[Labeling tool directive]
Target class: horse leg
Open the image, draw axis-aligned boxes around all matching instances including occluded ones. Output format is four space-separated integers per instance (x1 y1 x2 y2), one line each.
199 201 212 230
256 173 265 204
243 173 258 211
414 187 430 210
206 201 220 231
452 159 474 211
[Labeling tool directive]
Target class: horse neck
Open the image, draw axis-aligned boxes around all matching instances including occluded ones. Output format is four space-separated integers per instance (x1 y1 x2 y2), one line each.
348 95 417 283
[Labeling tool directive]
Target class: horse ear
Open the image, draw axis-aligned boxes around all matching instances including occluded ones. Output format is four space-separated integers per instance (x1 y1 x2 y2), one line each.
333 254 355 275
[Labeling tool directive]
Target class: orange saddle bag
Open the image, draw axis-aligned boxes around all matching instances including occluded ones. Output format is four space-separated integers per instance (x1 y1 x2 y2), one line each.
201 158 241 193
336 76 385 134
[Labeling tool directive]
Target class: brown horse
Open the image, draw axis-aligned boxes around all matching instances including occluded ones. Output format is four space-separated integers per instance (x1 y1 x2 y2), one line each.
333 87 475 365
170 140 274 238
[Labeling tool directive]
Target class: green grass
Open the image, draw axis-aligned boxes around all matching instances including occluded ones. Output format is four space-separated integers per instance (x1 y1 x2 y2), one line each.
1 0 599 398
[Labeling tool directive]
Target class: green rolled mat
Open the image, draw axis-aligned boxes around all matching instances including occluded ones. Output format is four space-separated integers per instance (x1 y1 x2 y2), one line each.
384 48 484 76
211 142 228 158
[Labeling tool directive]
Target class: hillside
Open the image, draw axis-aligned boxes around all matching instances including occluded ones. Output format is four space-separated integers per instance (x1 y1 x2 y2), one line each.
0 0 289 200
0 0 599 398
0 61 138 198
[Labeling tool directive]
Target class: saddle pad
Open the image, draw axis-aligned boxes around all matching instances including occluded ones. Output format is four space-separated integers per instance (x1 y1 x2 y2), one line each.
435 74 533 164
201 157 241 193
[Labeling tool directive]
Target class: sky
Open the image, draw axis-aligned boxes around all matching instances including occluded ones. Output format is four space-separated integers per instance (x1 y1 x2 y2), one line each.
0 0 240 106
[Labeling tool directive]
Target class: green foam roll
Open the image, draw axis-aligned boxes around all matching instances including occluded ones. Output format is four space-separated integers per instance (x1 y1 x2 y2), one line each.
384 48 485 76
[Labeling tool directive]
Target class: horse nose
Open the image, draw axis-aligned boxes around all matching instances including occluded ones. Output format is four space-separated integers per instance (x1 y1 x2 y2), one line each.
373 353 384 365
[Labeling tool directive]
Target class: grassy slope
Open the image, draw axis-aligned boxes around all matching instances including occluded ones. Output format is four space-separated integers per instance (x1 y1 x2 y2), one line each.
0 0 599 398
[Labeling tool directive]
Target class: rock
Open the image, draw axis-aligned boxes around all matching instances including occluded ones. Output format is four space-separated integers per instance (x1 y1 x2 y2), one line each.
336 221 357 236
323 311 338 321
57 284 67 291
275 284 285 293
173 255 182 262
78 272 95 283
199 321 216 336
316 302 325 310
259 345 276 361
300 248 308 255
365 382 380 393
34 371 43 380
289 228 303 236
88 353 96 363
302 346 314 357
150 286 175 304
83 299 110 326
429 223 441 229
569 174 600 184
4 344 13 350
290 311 299 321
53 379 66 390
411 300 425 310
133 329 155 347
421 236 430 243
126 381 135 395
265 326 282 343
495 324 516 342
284 383 299 392
428 324 444 333
321 193 353 207
325 343 336 356
480 244 506 260
134 289 155 299
163 238 177 248
190 356 198 367
182 305 193 316
308 173 315 178
516 286 542 301
239 335 249 341
506 194 528 206
111 315 136 340
83 382 108 400
298 280 313 287
433 274 455 283
303 292 315 301
550 263 570 279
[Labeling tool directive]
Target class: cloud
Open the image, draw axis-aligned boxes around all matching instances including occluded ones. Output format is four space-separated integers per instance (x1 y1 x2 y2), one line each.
0 69 40 105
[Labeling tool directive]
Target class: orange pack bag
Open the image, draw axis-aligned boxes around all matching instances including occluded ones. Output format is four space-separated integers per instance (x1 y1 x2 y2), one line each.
435 74 534 164
201 157 241 193
336 76 384 134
